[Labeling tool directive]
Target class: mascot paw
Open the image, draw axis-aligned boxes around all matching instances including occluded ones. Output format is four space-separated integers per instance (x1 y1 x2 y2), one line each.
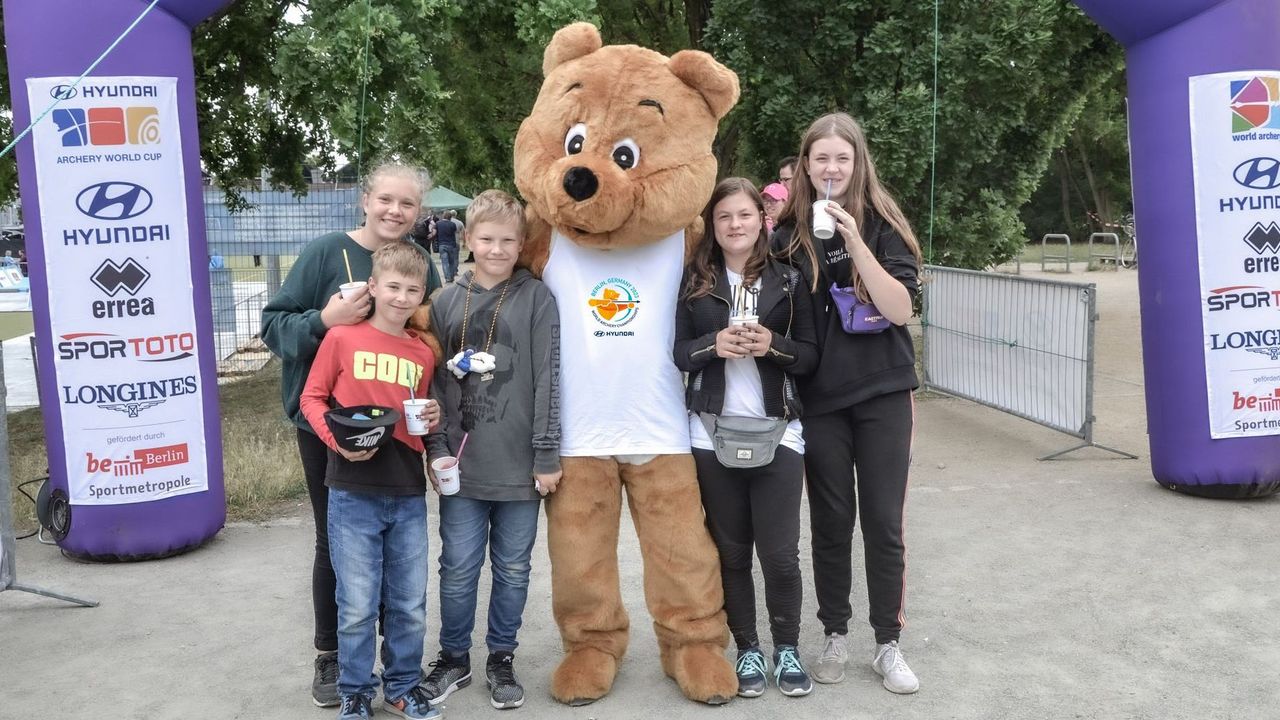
661 643 736 705
551 647 618 706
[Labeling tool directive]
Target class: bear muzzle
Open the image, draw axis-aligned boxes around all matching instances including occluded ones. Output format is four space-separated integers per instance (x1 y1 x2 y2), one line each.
563 166 599 201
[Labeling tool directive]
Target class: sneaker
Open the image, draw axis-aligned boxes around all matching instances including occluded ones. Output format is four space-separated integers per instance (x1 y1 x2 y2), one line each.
872 641 920 694
312 651 340 707
337 693 374 720
421 651 472 706
486 651 525 709
773 645 813 697
813 632 848 684
734 647 768 698
386 686 441 719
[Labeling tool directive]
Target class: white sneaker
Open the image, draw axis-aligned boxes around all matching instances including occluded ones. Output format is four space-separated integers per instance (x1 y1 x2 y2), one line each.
872 641 919 694
812 632 848 684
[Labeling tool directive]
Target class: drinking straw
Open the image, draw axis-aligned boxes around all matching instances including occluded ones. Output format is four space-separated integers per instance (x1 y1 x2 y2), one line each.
456 432 470 460
342 248 354 283
825 178 832 200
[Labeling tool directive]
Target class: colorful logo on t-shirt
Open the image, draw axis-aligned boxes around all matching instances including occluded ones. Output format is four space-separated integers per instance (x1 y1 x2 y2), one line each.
1231 76 1280 134
587 277 640 327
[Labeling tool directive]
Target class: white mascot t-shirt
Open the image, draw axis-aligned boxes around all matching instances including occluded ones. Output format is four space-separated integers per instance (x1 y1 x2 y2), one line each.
542 229 692 456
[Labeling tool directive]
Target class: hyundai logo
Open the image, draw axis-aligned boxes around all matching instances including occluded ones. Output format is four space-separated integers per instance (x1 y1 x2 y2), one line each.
49 84 78 100
1234 157 1280 191
91 258 151 297
75 182 153 221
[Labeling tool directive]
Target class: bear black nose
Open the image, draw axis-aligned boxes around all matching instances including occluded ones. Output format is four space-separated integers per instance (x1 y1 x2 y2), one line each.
563 166 598 201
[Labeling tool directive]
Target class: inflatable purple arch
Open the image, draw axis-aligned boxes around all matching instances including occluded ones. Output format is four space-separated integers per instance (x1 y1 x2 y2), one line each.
4 0 233 557
1075 0 1280 497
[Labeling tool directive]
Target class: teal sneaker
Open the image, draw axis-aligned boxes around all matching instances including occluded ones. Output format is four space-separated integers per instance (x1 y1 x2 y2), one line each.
773 645 813 697
735 646 768 698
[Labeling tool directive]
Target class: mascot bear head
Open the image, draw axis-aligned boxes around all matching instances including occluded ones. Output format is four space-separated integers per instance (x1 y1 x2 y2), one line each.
514 22 739 252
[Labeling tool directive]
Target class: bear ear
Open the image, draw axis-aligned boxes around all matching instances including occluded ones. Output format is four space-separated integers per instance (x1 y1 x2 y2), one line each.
543 22 603 77
668 50 740 120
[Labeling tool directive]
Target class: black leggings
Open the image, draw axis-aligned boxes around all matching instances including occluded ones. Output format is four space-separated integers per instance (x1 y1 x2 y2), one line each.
693 446 804 650
298 427 338 652
803 390 913 644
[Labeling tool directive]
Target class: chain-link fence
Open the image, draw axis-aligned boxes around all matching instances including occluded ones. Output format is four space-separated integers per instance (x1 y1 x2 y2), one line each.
205 186 363 375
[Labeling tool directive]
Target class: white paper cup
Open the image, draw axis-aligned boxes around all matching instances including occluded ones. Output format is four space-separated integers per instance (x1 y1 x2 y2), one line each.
730 315 758 327
812 199 837 240
339 281 367 299
403 398 430 436
432 456 461 495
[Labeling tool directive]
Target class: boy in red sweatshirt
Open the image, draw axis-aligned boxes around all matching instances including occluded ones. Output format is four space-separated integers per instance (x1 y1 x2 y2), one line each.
300 242 440 720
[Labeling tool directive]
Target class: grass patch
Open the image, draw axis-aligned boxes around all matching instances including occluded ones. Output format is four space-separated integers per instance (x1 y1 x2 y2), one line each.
6 360 304 535
0 311 33 342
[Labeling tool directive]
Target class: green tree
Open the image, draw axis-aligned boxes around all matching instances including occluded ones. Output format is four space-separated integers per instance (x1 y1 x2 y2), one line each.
1022 72 1132 245
706 0 1124 268
195 0 449 208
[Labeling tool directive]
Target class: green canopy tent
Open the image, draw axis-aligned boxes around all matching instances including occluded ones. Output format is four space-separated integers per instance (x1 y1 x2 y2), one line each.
427 186 472 212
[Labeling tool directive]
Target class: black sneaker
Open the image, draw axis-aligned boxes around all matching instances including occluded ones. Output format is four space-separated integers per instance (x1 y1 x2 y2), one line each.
312 650 340 707
735 646 768 698
421 651 472 706
773 645 813 697
486 651 525 709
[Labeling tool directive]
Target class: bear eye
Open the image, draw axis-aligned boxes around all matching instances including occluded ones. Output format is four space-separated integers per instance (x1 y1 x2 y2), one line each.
611 139 640 170
564 123 587 156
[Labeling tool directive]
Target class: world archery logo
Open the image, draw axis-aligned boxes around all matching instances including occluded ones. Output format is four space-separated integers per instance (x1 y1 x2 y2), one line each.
53 106 160 147
587 277 640 327
1231 76 1280 135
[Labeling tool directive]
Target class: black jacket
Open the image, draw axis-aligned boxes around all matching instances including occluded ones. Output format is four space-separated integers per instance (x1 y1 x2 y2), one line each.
673 261 819 419
770 209 920 416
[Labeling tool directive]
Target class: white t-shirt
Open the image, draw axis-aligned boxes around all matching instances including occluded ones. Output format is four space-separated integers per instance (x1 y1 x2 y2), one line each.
688 269 804 455
542 230 692 456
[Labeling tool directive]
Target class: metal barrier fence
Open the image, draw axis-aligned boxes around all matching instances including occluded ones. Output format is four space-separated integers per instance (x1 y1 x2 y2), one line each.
920 265 1134 459
204 187 364 374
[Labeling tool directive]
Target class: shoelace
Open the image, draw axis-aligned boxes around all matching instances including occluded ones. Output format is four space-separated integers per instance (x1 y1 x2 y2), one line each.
397 686 432 711
819 634 848 664
736 650 767 678
775 648 804 679
489 656 518 686
341 694 371 716
424 656 461 686
879 644 911 674
318 654 339 684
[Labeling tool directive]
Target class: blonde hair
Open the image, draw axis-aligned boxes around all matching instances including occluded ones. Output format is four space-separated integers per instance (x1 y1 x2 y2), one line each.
362 162 431 203
777 113 922 296
464 189 526 239
371 241 428 283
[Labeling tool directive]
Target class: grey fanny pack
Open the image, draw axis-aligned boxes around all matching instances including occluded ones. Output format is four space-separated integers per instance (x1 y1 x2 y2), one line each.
699 413 788 469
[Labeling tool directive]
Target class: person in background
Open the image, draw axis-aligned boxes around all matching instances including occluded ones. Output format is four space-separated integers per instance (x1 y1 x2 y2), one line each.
760 182 788 234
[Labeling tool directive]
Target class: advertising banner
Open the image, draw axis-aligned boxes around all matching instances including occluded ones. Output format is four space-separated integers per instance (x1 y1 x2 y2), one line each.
1190 72 1280 439
25 76 207 504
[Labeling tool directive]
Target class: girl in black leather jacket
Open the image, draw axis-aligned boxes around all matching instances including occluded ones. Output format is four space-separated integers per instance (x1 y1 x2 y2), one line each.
673 177 818 698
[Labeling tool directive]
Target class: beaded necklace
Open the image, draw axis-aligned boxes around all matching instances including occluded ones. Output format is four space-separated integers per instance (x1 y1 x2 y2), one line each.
458 276 512 381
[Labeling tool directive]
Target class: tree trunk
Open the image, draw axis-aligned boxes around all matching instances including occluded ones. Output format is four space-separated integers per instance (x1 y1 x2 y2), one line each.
684 0 711 48
1075 134 1109 233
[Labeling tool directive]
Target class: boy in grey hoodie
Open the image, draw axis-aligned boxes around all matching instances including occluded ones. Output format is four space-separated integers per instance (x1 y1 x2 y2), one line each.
422 190 560 710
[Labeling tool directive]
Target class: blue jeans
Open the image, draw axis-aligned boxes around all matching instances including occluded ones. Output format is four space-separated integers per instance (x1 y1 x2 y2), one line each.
328 489 428 700
438 496 540 655
439 243 458 282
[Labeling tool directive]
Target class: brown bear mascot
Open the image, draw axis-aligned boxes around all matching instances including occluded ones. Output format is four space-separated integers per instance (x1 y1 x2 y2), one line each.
514 22 740 706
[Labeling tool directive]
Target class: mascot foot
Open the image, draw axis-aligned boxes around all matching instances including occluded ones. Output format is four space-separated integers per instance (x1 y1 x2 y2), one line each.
552 647 619 706
662 642 736 705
